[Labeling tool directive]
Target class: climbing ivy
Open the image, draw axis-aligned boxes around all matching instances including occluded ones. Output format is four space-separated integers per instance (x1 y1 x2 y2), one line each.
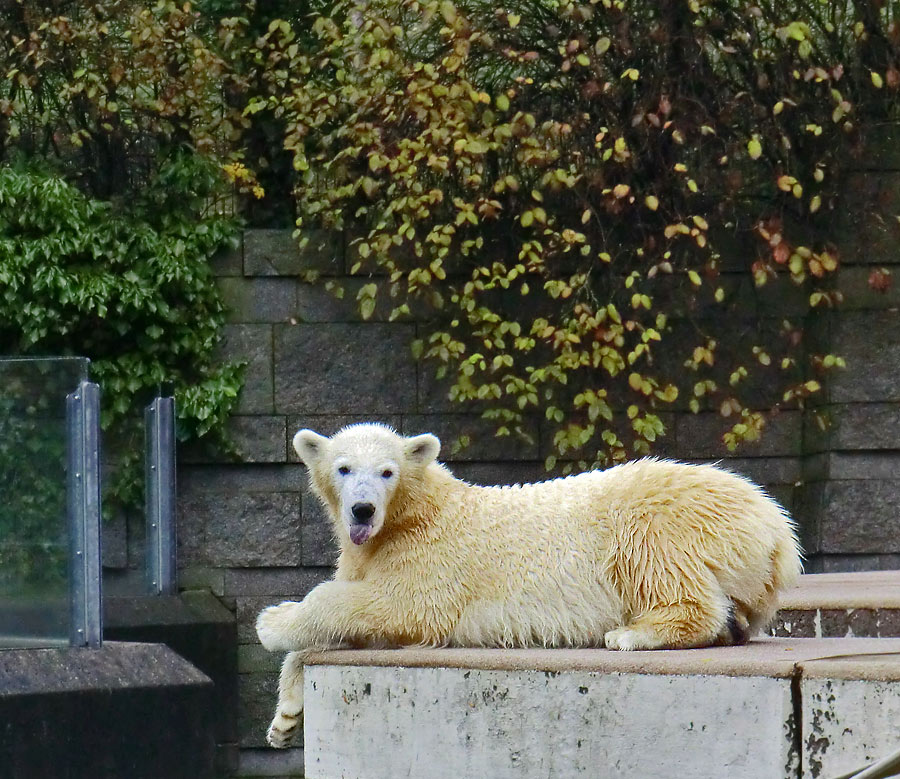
259 0 898 469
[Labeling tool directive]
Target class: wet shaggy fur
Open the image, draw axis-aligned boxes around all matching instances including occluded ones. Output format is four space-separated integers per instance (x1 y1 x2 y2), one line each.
256 423 802 747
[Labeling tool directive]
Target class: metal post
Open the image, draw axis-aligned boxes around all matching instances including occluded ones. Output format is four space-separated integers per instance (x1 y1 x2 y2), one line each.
66 381 102 648
145 396 177 595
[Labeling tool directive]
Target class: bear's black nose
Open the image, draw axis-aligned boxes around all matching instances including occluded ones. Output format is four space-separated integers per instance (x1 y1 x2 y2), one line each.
351 502 375 521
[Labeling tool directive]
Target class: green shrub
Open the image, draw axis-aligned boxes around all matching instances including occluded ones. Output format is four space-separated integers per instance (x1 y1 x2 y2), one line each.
263 0 898 467
0 158 242 509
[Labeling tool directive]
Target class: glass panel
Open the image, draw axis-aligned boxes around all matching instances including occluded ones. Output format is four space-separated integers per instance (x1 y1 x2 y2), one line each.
0 357 89 648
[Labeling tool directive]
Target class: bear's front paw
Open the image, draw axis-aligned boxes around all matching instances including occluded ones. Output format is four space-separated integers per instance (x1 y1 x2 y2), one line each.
256 602 301 652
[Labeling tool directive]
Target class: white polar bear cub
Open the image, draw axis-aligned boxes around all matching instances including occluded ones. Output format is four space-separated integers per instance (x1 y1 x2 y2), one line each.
257 423 801 747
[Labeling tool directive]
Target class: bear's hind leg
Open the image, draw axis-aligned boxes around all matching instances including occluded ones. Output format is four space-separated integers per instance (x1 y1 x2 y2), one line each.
268 651 305 748
604 598 729 651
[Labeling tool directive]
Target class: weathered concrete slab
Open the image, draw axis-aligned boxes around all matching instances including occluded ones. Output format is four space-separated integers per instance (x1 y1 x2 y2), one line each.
800 671 900 779
305 664 796 779
302 638 900 779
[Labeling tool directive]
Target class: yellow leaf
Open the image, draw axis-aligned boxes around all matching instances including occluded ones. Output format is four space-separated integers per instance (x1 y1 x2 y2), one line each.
496 94 509 111
612 184 630 199
871 71 884 88
688 270 702 286
645 195 659 211
809 195 822 213
595 37 611 55
507 13 520 27
748 137 762 160
777 175 795 191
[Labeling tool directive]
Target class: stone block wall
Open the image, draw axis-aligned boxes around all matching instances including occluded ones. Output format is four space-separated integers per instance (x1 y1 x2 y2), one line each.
164 166 899 774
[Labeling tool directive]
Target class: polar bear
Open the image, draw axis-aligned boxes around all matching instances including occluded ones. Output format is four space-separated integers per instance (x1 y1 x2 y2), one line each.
256 422 801 747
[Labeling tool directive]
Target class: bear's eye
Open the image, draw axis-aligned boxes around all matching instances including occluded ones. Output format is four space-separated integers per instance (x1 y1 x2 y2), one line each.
381 469 394 479
338 465 350 476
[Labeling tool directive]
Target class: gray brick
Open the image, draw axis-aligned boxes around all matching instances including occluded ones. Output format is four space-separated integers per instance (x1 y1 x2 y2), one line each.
403 414 540 462
302 496 339 567
101 511 127 570
182 416 287 464
244 229 342 277
686 456 802 486
819 480 900 553
417 363 461 413
286 415 403 463
238 672 279 748
805 452 900 482
227 416 287 463
856 126 900 171
835 172 900 264
180 464 306 495
296 278 402 322
224 567 331 597
771 609 817 638
674 411 802 459
807 404 900 451
210 236 243 277
837 266 900 310
794 482 824 556
819 608 880 638
217 325 273 414
238 747 305 777
218 278 297 324
179 566 225 596
812 554 900 573
274 323 417 414
239 644 283 673
830 311 900 403
177 492 301 567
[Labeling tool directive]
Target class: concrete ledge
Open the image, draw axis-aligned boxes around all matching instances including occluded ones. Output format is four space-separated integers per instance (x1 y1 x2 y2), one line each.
0 642 216 778
303 636 900 677
303 638 900 779
780 571 900 610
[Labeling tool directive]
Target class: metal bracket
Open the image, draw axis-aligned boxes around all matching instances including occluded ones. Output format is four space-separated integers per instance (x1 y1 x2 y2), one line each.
145 396 177 595
66 381 102 648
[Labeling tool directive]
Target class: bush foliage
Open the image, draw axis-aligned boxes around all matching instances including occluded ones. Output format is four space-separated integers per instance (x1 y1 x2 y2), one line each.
1 1 246 510
0 160 243 507
259 0 899 467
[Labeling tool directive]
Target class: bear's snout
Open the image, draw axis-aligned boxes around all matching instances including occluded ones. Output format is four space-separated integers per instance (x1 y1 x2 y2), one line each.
351 502 376 521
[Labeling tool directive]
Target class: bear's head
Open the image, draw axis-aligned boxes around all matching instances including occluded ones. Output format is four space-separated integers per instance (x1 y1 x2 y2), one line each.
292 423 441 547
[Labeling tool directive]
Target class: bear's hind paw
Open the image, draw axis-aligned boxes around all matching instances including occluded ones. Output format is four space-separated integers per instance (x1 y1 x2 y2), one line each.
266 711 301 749
604 626 663 651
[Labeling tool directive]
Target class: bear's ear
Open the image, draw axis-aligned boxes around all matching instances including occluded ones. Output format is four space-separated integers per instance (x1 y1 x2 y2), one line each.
293 429 328 467
404 433 441 466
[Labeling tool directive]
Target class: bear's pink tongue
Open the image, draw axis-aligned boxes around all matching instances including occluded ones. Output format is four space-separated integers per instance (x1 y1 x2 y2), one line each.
349 524 372 545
